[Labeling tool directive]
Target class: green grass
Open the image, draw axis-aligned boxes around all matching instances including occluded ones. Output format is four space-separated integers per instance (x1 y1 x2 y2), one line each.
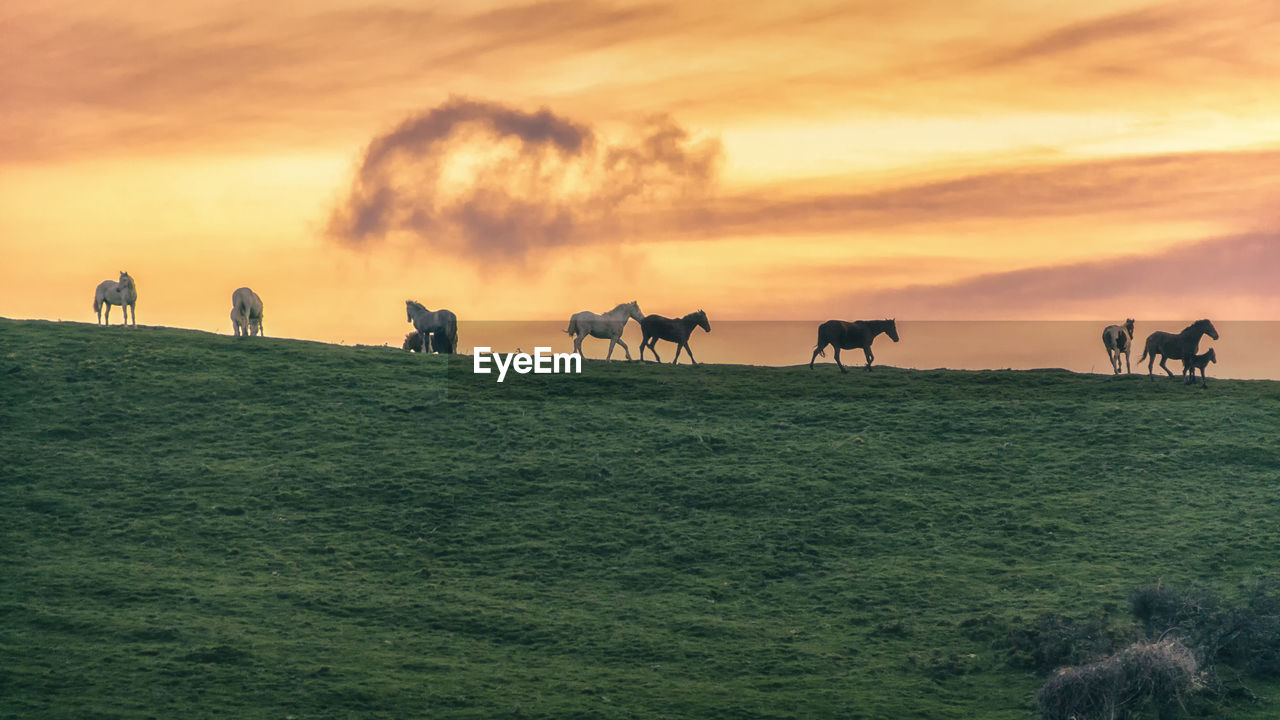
3 317 1280 719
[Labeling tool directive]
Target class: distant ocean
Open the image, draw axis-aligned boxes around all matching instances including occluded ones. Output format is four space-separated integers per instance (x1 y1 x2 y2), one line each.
446 321 1280 380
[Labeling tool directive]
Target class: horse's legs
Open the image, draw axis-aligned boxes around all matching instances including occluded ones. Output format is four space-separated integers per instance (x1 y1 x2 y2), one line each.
671 342 684 365
646 338 661 363
639 335 649 362
834 347 847 374
809 342 827 369
1123 351 1130 374
1159 356 1174 377
615 337 632 361
683 343 697 365
864 347 874 370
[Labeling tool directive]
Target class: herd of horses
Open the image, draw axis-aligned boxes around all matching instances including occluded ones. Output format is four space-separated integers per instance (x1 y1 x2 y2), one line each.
1101 317 1219 387
91 271 1221 385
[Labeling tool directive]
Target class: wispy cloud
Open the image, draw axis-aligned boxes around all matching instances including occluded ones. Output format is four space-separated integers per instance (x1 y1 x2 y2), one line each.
675 148 1280 238
825 234 1280 319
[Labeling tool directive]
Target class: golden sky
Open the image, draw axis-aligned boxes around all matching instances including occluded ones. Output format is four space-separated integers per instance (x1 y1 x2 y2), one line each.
3 0 1279 343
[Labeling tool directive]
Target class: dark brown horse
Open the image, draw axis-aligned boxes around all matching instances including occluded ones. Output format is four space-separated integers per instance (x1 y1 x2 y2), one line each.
639 310 710 364
1185 347 1216 388
809 319 899 373
1137 319 1218 381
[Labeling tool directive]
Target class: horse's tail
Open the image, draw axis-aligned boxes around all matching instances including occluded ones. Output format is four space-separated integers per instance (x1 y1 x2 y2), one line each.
813 344 826 358
564 317 577 335
1137 344 1150 362
93 293 101 313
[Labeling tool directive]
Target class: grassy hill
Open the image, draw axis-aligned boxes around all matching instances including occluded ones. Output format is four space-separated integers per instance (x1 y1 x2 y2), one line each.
4 317 1280 719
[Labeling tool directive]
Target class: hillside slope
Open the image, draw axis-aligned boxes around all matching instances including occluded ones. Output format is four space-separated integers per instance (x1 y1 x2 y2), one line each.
3 318 1280 719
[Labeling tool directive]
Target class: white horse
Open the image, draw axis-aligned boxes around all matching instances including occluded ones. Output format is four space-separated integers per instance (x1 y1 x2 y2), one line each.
564 301 644 360
93 271 137 326
406 300 458 354
1102 318 1134 374
231 287 265 337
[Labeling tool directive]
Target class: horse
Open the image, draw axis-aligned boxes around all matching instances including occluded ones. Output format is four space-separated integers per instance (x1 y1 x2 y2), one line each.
406 300 458 354
1185 347 1216 388
809 318 899 373
230 308 265 338
231 287 264 337
93 271 137 326
1138 319 1218 381
564 301 644 360
639 309 710 364
1101 318 1135 374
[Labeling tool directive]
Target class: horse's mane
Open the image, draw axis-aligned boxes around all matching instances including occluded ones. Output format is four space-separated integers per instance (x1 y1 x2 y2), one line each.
406 300 426 312
608 301 636 314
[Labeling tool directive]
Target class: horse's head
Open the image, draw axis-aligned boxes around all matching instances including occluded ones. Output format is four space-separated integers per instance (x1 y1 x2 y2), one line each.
628 301 644 323
696 309 710 333
1196 318 1219 340
1124 318 1135 337
886 318 900 343
118 271 133 288
1206 347 1217 364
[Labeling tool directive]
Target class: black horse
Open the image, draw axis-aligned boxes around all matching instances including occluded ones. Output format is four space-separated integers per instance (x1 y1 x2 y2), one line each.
809 319 899 373
402 329 457 354
1137 319 1218 382
639 310 710 364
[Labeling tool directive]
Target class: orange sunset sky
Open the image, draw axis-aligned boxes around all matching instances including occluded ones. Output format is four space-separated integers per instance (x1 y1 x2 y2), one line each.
2 0 1279 344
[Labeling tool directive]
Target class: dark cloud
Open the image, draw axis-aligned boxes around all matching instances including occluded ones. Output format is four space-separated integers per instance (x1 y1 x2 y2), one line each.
830 234 1280 319
327 97 721 259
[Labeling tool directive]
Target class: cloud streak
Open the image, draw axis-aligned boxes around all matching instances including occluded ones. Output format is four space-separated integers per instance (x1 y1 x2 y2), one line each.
327 97 721 259
827 234 1280 319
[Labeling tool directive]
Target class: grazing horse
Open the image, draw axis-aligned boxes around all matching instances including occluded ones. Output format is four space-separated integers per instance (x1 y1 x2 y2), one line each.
1138 319 1218 381
406 300 458 354
231 287 264 337
564 301 644 360
809 318 899 373
1101 318 1135 374
639 309 710 364
1185 347 1216 388
93 271 137 326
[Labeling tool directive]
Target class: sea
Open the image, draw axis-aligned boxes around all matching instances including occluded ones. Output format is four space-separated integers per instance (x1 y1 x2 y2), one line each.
445 321 1279 381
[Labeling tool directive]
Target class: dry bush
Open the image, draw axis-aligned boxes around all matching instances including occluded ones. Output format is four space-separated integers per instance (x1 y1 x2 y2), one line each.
1035 639 1199 720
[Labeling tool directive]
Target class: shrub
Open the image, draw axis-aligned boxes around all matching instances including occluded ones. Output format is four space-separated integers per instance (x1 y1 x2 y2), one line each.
1035 639 1199 720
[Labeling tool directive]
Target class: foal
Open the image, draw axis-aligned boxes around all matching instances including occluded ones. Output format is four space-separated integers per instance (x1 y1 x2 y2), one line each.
1185 347 1216 388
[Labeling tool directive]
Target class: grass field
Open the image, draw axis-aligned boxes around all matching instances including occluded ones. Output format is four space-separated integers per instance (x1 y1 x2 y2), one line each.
4 317 1280 719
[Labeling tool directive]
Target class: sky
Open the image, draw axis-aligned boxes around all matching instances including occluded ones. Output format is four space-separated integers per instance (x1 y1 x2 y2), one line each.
2 0 1279 344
